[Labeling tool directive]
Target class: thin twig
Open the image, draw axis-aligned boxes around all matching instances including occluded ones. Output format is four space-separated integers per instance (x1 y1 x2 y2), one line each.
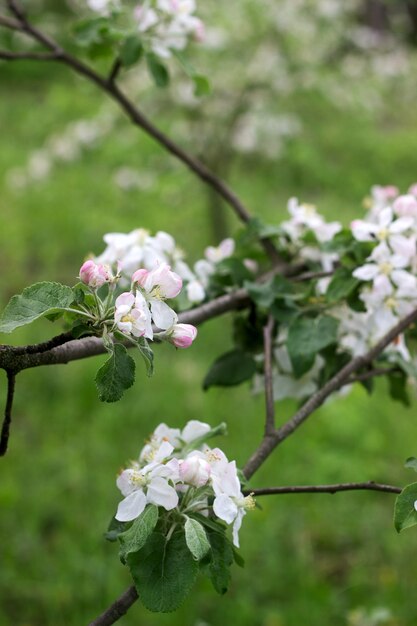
0 50 59 61
0 13 21 30
0 370 16 456
244 482 402 496
346 366 400 386
3 0 283 265
6 331 76 356
291 269 334 283
107 58 122 85
263 315 275 436
243 304 417 479
88 586 138 626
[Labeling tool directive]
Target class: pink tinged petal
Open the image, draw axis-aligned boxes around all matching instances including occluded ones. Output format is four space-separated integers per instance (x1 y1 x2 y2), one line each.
79 260 96 284
213 494 238 525
169 324 197 348
165 458 180 481
132 268 149 285
393 195 417 217
352 264 379 281
115 490 147 522
151 300 178 330
115 292 135 308
150 264 183 298
147 476 179 510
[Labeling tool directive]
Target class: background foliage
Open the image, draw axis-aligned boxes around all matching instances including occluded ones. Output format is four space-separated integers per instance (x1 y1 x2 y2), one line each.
3 1 417 624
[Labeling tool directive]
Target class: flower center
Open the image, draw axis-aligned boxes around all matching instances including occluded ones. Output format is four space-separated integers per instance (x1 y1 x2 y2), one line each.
121 314 134 324
378 227 389 241
385 297 397 310
130 471 147 488
379 261 392 275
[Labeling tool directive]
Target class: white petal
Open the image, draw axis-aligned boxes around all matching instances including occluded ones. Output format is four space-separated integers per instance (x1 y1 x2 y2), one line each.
150 300 178 330
115 490 147 522
378 207 393 228
391 270 417 291
147 476 179 510
389 216 414 234
232 509 245 548
181 420 211 443
352 264 379 281
213 494 238 525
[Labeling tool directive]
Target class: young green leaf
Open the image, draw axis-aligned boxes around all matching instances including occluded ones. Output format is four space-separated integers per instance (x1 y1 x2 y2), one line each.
405 457 417 473
146 54 170 87
184 517 211 561
0 282 74 333
192 74 210 97
120 35 143 67
287 315 339 378
137 337 154 377
95 343 135 403
325 268 360 303
127 531 198 612
119 505 159 563
105 516 131 542
394 483 417 533
207 529 234 595
203 349 256 390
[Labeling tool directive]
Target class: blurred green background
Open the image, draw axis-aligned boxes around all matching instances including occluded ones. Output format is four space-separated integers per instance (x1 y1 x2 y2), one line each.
2 1 417 625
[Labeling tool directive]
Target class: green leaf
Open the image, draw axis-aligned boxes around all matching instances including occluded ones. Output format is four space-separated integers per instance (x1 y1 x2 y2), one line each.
120 34 143 67
405 457 417 473
394 483 417 533
184 517 210 561
119 505 159 563
146 54 170 87
0 282 74 334
188 512 227 534
388 371 410 407
207 529 234 595
137 337 154 377
203 349 256 390
105 516 131 542
95 343 135 402
325 268 360 303
192 74 210 97
245 279 275 308
127 531 198 612
287 315 339 378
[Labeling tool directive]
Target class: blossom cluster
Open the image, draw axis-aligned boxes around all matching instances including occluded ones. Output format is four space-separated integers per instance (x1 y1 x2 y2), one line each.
94 228 236 305
87 0 204 59
79 257 197 348
115 420 255 547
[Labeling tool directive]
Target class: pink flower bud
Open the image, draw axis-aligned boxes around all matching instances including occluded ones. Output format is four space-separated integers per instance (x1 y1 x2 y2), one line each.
79 260 111 288
168 324 197 348
132 268 149 286
179 455 211 487
393 194 417 218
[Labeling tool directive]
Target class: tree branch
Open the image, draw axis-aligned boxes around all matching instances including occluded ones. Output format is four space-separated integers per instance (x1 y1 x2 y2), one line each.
0 13 21 30
243 304 417 479
0 370 16 456
3 1 282 264
87 586 138 626
244 482 402 496
0 50 59 61
346 366 400 386
263 315 275 436
107 58 122 85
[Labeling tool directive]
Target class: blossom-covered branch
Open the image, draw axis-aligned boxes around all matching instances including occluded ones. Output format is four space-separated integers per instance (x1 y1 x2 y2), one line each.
244 303 417 479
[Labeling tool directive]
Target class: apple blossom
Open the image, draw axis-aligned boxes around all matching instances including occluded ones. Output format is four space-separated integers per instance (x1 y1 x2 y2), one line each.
79 260 112 288
114 291 152 338
166 323 197 348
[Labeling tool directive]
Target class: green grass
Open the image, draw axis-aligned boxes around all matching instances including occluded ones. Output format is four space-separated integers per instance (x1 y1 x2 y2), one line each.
2 68 417 626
